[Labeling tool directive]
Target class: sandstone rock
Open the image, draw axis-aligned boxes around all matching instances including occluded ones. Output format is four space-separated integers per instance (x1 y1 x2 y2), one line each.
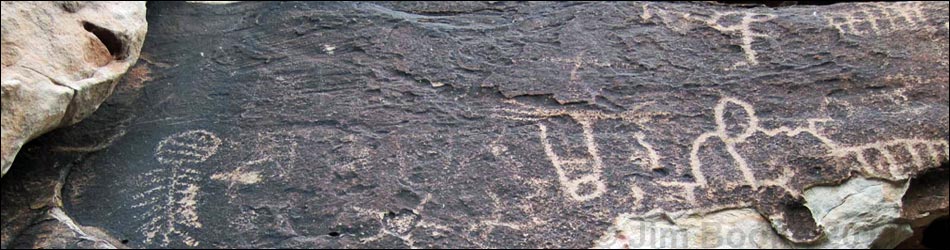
1 1 148 177
1 1 948 249
595 177 915 249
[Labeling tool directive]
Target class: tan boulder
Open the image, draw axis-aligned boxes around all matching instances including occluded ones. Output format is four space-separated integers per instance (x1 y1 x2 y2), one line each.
1 1 147 177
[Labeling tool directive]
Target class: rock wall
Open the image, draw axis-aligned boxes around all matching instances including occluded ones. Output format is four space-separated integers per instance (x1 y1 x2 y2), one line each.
1 1 947 249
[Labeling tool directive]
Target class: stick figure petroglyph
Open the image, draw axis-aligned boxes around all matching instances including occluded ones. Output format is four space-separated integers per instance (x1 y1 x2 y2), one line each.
134 130 221 247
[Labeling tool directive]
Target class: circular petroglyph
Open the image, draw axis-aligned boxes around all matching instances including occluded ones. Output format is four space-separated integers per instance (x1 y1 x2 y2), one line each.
155 130 222 165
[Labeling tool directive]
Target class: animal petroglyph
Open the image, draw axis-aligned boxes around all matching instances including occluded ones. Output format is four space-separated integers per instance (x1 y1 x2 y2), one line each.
496 100 662 202
688 11 775 68
133 130 221 247
823 2 940 36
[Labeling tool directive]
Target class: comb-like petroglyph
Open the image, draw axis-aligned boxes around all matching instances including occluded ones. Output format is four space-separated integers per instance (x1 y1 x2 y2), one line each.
1 1 947 249
133 130 221 247
822 2 944 36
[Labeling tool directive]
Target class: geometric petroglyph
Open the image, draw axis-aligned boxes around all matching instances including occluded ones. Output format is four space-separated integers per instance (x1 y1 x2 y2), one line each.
495 100 663 202
133 130 222 247
687 11 775 68
823 2 940 36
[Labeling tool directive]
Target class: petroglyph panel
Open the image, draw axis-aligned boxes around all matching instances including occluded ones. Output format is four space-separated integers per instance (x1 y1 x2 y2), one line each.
4 1 946 249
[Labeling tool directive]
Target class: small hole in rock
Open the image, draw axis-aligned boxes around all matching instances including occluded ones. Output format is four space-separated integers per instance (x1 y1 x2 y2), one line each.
120 240 129 244
328 232 341 237
82 21 125 60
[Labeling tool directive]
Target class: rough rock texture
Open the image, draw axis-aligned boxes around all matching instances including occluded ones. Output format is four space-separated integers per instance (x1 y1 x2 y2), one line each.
0 1 148 177
1 1 948 249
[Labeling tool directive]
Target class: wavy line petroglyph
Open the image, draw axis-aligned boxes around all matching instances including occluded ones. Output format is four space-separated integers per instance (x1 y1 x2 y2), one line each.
494 100 663 202
133 130 221 247
823 2 940 36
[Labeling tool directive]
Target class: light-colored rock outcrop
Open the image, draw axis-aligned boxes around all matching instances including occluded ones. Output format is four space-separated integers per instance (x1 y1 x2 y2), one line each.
595 177 914 249
1 1 147 177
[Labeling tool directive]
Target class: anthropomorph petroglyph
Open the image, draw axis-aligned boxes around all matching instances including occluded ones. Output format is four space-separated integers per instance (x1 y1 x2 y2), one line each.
495 100 664 202
687 11 775 68
823 2 941 36
134 130 221 247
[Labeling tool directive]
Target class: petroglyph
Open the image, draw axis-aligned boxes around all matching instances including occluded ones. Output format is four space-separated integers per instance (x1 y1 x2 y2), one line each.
497 96 947 207
211 164 263 186
132 130 222 247
687 11 775 68
833 139 949 180
631 132 663 172
687 97 948 192
495 100 662 202
356 193 453 249
823 2 940 36
467 191 545 245
639 3 694 34
155 130 222 165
